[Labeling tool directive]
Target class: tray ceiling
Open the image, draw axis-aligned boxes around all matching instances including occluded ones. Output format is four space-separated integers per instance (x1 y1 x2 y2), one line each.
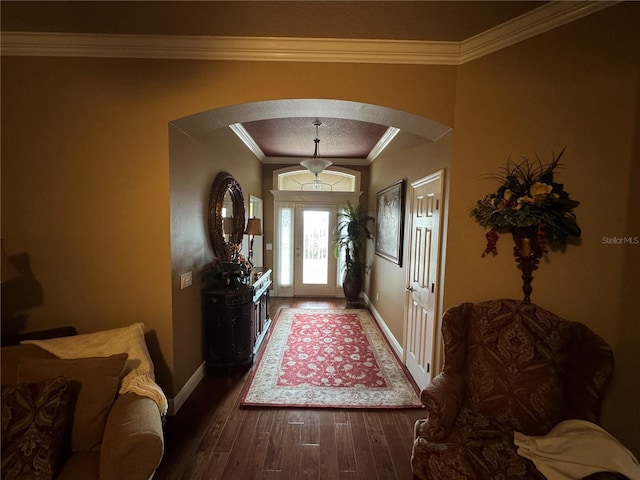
241 118 389 160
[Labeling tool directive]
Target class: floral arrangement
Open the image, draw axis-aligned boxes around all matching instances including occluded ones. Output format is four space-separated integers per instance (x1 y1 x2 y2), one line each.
470 148 581 256
202 252 252 289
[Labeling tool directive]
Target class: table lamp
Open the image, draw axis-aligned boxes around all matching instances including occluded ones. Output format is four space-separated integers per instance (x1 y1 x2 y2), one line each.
244 218 262 266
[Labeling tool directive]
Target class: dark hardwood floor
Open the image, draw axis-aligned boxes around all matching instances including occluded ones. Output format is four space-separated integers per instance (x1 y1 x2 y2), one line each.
154 298 425 480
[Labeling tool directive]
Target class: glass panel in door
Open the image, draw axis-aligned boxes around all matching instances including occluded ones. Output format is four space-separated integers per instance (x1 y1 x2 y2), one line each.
294 205 337 296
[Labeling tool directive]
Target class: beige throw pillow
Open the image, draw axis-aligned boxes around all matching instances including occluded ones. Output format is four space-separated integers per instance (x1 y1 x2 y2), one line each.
23 323 168 415
18 353 127 453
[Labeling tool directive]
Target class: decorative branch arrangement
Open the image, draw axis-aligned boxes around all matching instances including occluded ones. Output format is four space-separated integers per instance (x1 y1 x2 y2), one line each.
470 148 581 302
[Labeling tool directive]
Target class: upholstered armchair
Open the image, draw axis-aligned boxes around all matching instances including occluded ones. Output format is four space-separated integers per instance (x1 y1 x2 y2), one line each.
411 299 614 480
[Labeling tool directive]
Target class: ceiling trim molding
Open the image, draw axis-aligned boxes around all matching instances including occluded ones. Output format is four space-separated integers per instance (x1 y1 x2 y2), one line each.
4 2 612 65
460 0 621 63
0 31 460 65
367 127 401 163
229 123 265 161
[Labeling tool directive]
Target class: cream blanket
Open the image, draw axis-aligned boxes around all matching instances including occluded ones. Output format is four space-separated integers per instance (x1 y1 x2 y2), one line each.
514 419 640 480
24 322 168 416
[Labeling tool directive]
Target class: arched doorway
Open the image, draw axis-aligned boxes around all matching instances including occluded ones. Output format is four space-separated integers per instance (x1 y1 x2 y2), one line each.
171 99 450 144
169 98 451 385
170 98 450 297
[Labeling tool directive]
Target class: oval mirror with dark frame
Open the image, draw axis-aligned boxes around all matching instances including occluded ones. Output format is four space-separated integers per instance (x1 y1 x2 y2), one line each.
208 171 246 262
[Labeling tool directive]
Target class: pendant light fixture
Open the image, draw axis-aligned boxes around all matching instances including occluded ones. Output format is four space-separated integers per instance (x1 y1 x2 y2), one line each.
300 121 332 190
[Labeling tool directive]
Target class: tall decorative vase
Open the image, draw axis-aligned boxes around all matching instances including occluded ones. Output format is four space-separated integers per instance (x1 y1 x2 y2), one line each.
342 271 363 304
511 227 544 303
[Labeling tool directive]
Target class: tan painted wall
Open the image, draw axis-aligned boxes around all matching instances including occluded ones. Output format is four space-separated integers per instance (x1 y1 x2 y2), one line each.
0 55 456 399
447 4 639 453
367 131 452 345
168 125 261 395
616 88 640 453
1 57 177 390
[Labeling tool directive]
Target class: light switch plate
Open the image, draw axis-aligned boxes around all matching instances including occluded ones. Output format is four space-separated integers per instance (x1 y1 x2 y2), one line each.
180 271 193 289
266 243 273 251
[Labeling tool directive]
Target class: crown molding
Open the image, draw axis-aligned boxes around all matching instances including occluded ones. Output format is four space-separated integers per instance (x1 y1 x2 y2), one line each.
229 123 266 161
460 0 621 63
0 32 460 65
0 2 616 65
367 127 401 163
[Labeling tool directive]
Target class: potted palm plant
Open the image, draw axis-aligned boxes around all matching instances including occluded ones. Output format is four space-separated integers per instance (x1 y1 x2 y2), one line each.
333 201 375 302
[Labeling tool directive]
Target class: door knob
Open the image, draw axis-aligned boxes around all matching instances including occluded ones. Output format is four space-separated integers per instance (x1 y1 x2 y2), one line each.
405 286 414 292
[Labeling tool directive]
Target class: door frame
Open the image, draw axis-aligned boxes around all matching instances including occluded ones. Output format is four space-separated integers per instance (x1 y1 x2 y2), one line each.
293 203 338 297
272 190 361 297
402 169 447 382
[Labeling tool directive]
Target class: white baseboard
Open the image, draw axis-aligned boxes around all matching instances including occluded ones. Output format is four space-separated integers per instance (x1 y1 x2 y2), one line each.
362 293 404 360
167 361 205 416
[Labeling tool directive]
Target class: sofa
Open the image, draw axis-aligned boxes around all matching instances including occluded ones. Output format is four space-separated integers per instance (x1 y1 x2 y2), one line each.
1 324 165 480
411 299 618 480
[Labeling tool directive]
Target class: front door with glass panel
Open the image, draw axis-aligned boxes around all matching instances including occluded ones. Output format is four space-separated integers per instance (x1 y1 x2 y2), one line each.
293 205 337 296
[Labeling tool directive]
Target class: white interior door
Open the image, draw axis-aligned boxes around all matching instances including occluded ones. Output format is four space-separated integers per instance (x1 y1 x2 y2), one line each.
293 204 337 296
404 170 444 390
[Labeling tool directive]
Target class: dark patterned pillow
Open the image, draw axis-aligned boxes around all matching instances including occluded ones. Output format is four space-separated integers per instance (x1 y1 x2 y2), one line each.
1 376 71 480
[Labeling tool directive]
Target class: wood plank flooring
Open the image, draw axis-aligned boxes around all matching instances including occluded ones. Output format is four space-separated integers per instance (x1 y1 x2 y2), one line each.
154 298 425 480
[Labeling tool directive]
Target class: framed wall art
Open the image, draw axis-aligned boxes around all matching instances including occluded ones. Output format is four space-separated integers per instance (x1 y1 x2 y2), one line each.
375 179 405 266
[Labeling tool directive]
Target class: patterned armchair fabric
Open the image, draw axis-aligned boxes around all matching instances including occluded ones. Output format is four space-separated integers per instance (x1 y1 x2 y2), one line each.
411 299 614 480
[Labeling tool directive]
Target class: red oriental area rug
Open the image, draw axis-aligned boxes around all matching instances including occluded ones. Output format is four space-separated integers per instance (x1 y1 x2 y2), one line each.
241 309 423 409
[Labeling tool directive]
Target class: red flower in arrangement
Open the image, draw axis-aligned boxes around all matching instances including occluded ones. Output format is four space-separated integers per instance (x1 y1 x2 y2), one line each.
536 223 549 255
482 229 500 257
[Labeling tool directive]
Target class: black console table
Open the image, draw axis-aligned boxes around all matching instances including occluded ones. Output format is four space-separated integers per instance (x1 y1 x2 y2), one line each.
202 269 271 374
